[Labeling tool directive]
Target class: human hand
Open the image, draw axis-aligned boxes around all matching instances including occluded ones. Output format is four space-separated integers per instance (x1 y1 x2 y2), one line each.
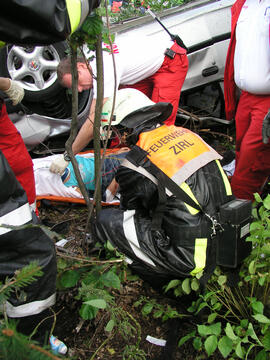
4 80 24 105
262 109 270 144
115 147 130 154
49 154 69 175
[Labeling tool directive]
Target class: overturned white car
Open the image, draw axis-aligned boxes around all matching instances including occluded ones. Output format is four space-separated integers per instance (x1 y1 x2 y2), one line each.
0 0 234 151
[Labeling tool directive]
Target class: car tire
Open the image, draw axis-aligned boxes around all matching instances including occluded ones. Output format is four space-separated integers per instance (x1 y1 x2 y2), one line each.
0 42 68 102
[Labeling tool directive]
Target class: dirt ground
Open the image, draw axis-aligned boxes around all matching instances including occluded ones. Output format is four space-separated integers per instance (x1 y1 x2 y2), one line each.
38 201 224 360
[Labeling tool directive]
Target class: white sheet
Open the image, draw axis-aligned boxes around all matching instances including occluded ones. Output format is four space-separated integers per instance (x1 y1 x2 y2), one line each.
34 154 85 199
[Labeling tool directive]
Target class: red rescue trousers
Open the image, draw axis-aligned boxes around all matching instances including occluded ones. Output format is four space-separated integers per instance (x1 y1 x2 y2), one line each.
0 101 36 207
122 41 188 126
231 91 270 200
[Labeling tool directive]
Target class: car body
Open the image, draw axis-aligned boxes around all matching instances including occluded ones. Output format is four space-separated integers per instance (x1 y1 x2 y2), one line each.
0 0 234 151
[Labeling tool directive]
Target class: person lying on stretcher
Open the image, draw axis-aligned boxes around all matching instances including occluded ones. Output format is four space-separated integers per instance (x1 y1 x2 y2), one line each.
60 148 129 201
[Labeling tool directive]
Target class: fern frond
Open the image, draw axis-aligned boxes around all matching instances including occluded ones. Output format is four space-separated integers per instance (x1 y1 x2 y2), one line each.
0 262 43 307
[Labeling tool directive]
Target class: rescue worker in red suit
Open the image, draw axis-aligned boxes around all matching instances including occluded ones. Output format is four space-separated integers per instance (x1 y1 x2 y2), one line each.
49 34 189 175
0 77 36 209
224 0 270 200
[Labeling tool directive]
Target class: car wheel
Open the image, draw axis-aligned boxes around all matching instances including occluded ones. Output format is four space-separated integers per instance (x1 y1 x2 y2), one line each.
0 42 68 102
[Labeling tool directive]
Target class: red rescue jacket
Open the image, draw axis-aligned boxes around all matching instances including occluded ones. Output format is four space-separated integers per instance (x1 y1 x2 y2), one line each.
0 101 36 206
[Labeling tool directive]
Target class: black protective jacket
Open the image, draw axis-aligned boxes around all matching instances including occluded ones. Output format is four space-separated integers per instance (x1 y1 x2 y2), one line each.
1 0 99 45
0 0 95 319
0 151 56 318
1 0 72 45
95 125 235 288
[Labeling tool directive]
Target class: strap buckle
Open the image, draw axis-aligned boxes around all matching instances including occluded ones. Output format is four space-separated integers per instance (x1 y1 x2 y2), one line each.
205 213 224 238
164 48 176 59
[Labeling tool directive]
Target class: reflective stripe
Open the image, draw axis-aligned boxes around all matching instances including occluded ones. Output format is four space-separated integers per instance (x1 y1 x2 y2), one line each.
5 293 56 318
123 210 156 267
180 182 200 215
215 160 232 196
172 150 221 185
0 203 32 235
190 238 207 275
122 159 158 185
66 0 82 34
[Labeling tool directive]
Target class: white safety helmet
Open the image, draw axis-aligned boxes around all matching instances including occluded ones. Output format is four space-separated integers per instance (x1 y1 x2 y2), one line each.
101 88 155 128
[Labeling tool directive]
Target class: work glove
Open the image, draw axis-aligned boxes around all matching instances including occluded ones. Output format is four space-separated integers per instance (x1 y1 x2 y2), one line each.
49 152 70 175
262 109 270 144
4 80 24 105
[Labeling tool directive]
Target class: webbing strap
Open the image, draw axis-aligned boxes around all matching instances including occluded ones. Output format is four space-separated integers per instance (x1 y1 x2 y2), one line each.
126 146 202 212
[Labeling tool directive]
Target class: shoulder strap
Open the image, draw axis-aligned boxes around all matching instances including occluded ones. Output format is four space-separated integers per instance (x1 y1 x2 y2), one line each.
126 145 202 212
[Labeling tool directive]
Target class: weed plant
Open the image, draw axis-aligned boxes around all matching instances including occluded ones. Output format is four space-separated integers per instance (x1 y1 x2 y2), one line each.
162 193 270 359
0 262 59 360
57 241 147 359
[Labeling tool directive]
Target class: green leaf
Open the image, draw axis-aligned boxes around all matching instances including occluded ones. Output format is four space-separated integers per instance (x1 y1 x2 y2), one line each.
105 319 115 332
218 336 233 358
106 241 115 251
153 310 163 318
197 323 221 337
174 286 183 297
217 275 227 286
164 279 181 292
254 193 263 203
240 319 248 328
182 278 191 294
142 302 154 316
209 322 222 336
198 325 210 337
133 298 143 307
79 303 98 320
252 301 264 315
263 194 270 209
204 335 218 357
235 342 244 359
193 337 202 350
178 330 196 347
261 244 270 255
258 277 266 286
208 313 217 324
57 258 67 270
212 302 222 311
60 270 80 288
262 329 270 350
195 301 208 315
252 314 270 324
248 260 256 275
247 322 262 344
84 299 107 309
255 349 268 360
191 278 200 291
100 271 121 290
225 323 239 342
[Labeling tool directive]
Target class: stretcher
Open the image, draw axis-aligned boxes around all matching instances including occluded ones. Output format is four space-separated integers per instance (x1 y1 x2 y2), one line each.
34 149 121 207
